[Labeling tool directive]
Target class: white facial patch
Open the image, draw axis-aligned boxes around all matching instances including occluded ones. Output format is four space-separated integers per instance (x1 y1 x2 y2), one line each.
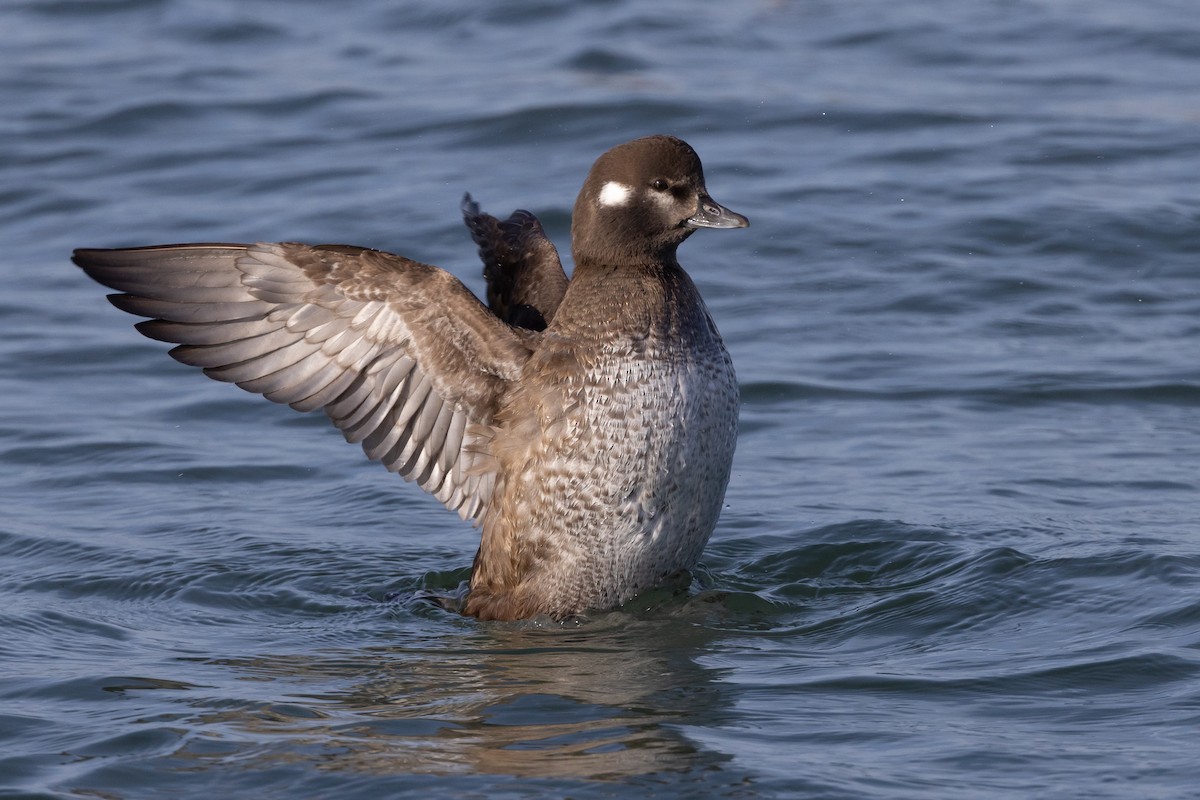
598 181 633 207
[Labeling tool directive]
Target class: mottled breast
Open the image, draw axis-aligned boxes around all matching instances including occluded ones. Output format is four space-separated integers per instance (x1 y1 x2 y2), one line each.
477 267 739 618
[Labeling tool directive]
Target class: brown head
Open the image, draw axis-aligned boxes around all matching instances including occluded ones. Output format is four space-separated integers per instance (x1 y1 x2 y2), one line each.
570 135 748 266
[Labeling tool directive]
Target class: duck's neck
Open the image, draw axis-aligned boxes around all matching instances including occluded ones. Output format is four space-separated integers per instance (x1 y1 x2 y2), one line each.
551 256 709 342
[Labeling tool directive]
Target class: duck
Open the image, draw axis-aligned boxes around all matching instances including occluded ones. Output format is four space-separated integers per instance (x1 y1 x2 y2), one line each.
73 135 749 621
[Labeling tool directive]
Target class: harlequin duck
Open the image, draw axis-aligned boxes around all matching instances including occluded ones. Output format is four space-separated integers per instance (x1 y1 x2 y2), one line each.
73 135 749 621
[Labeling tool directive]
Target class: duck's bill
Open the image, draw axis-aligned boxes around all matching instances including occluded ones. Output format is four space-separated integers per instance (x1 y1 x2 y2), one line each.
684 194 750 229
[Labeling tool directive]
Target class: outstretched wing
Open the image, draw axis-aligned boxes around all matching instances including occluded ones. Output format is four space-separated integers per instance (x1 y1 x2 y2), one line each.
73 242 534 522
461 194 569 331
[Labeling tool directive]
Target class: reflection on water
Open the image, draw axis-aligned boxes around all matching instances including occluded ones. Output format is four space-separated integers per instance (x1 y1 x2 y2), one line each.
180 608 734 780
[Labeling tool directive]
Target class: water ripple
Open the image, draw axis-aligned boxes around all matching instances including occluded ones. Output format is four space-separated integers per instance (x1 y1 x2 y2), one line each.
5 0 1200 796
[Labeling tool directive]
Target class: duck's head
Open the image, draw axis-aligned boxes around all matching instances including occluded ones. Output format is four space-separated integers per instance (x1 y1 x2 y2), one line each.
571 135 748 266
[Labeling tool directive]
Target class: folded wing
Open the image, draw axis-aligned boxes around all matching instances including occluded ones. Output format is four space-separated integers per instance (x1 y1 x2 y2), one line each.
73 242 534 522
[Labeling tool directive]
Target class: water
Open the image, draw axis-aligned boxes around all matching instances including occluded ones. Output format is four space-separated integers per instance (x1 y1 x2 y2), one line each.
3 0 1199 797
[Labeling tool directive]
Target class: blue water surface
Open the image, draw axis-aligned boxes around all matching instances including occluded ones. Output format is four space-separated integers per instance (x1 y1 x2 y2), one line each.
2 1 1199 798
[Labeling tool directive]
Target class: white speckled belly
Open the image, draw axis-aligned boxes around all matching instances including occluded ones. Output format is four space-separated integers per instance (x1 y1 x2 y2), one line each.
484 313 739 617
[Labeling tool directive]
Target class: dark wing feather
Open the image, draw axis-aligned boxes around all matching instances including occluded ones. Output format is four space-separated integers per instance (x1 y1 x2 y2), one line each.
73 242 534 522
461 194 568 331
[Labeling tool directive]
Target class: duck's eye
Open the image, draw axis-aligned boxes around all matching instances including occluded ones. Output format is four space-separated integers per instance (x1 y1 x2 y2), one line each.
650 178 669 192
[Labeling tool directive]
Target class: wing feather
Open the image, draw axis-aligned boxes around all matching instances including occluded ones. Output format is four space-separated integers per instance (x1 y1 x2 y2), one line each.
461 194 568 331
73 242 534 522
